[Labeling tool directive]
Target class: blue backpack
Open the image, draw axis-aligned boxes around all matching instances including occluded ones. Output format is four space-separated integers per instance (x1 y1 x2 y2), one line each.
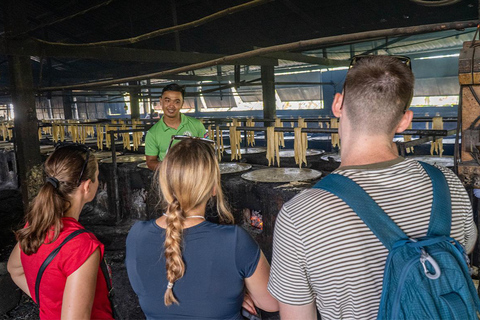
314 162 480 319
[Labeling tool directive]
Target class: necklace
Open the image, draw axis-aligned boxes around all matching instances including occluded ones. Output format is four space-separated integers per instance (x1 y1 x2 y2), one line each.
163 213 205 220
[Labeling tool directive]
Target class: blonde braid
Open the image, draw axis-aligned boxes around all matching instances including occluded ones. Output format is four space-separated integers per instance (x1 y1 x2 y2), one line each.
164 198 186 306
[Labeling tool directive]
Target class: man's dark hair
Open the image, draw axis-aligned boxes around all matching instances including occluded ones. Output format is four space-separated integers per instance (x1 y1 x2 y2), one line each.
343 56 414 134
161 83 186 99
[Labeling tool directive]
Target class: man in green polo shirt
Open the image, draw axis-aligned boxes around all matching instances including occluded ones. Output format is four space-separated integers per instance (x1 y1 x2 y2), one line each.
145 83 207 170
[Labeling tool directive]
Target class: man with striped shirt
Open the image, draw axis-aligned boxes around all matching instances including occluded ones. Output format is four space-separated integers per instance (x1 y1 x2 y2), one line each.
268 55 476 319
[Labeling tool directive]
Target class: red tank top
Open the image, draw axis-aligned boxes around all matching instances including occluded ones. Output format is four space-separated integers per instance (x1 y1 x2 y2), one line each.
21 217 113 319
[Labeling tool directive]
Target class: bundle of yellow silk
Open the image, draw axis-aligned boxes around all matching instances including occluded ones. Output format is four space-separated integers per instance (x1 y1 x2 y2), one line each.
105 124 111 149
121 121 131 150
229 126 242 161
330 118 340 149
403 123 413 154
266 126 281 167
294 127 307 168
430 117 444 156
274 118 285 148
246 118 256 147
215 125 224 161
131 119 142 151
96 124 104 150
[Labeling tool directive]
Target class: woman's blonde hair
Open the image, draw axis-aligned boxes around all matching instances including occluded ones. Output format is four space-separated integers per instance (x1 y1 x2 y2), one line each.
16 145 97 255
158 138 233 306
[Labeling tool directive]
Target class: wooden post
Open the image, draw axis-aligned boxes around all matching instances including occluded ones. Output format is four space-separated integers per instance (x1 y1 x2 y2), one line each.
261 65 276 122
129 82 140 119
460 86 480 162
63 90 74 120
3 0 43 206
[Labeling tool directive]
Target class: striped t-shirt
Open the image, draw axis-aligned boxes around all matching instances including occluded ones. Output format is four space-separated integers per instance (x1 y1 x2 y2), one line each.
268 157 476 320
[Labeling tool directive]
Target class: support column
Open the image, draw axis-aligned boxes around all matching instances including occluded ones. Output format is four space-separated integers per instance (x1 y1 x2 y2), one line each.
129 82 140 119
3 0 43 205
261 65 276 121
63 90 73 120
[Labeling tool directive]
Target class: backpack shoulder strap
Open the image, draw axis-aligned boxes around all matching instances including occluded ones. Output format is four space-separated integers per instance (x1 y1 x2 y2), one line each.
35 229 90 307
417 161 452 237
313 173 407 251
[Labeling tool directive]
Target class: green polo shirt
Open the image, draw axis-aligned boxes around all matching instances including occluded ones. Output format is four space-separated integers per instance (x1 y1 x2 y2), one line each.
145 114 207 160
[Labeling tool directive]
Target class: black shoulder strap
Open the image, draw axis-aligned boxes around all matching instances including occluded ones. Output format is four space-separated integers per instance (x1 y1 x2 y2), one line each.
35 229 89 307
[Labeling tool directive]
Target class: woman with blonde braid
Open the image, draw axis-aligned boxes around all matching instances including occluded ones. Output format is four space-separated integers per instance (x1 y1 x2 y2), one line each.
7 144 113 319
126 138 278 319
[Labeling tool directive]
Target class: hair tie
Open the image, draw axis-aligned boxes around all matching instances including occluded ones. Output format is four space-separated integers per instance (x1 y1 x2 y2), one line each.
167 282 174 289
46 176 59 189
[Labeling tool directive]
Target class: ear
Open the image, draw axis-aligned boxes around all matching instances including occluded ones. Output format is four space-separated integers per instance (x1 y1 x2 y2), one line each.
332 93 343 118
395 110 413 133
212 185 217 197
81 179 92 194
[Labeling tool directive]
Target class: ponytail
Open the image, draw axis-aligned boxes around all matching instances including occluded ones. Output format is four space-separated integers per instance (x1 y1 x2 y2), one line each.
163 198 186 306
15 145 97 255
16 180 70 255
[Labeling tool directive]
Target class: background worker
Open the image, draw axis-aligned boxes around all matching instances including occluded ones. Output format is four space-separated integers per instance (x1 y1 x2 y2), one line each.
145 83 207 170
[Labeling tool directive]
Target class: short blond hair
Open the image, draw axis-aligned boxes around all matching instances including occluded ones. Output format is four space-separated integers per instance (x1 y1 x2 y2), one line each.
343 55 414 134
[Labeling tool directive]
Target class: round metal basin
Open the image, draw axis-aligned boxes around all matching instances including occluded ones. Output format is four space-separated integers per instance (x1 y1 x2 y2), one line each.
225 147 266 155
100 154 145 163
0 142 14 151
219 162 252 174
241 168 322 183
40 145 55 154
93 151 122 159
321 153 341 163
137 162 148 169
278 149 324 158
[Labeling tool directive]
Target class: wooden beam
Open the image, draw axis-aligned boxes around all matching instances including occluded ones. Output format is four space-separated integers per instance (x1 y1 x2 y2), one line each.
39 20 478 91
262 51 348 66
0 38 278 66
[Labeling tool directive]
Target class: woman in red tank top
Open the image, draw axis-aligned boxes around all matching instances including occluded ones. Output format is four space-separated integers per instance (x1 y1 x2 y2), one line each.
7 144 113 319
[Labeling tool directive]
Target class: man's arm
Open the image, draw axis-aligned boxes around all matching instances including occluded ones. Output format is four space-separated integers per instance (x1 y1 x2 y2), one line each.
145 128 161 171
268 204 316 317
280 302 317 320
145 155 160 171
244 251 279 312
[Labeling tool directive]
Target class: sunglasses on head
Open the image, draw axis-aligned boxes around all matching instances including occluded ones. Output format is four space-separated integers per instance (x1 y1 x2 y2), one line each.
342 55 413 113
167 135 215 154
54 143 91 186
349 55 412 70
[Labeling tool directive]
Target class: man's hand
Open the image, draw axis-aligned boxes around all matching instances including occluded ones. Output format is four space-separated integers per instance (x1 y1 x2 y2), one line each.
145 155 160 171
242 292 257 315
